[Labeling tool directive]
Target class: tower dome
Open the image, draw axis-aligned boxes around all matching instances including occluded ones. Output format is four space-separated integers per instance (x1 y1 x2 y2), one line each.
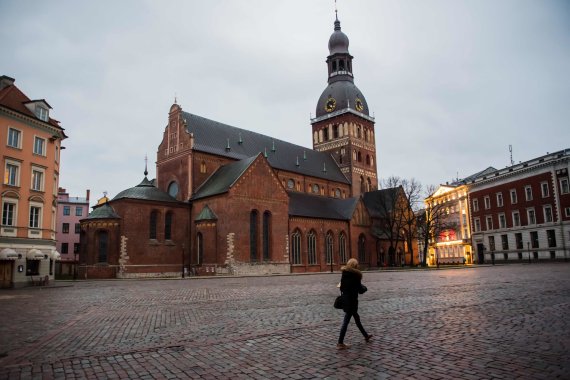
328 18 349 55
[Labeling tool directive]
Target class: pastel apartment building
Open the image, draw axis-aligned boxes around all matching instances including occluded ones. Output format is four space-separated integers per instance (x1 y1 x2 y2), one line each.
56 188 89 277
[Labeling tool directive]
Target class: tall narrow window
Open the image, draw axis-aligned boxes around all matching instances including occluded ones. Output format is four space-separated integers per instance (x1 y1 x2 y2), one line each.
541 182 549 198
150 210 158 239
196 232 203 264
496 193 503 207
263 211 271 261
501 234 509 250
515 233 523 249
530 231 539 248
29 205 41 228
250 210 258 262
543 205 553 223
527 208 536 225
325 232 333 265
291 230 301 264
525 186 533 201
2 202 16 226
5 162 19 186
97 230 108 263
488 236 496 251
546 229 556 248
510 189 517 204
31 169 43 191
7 128 21 148
339 232 347 263
165 211 173 240
358 234 366 263
472 199 479 212
307 230 317 265
33 136 45 156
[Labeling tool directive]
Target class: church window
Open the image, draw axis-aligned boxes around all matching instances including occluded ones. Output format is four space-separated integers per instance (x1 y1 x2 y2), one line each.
357 151 362 162
263 211 271 261
358 234 366 263
250 210 259 262
323 127 329 141
332 61 337 71
335 188 341 198
364 129 369 142
313 131 318 143
333 125 339 138
307 230 317 265
371 156 374 166
287 179 295 189
339 60 345 71
313 184 319 194
367 178 372 192
197 232 203 264
165 211 173 240
357 126 362 139
339 232 347 264
325 232 333 265
366 155 371 166
97 230 108 263
291 230 301 264
353 151 357 161
150 210 158 240
360 176 365 194
168 181 179 198
200 161 207 174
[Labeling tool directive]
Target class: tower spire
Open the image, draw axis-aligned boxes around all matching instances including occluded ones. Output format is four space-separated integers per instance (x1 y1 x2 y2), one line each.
144 155 148 177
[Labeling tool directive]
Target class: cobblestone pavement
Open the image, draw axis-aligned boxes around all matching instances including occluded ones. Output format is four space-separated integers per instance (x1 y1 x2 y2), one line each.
1 263 569 379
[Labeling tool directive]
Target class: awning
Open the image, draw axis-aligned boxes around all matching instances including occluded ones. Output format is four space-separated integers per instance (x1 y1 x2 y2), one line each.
0 248 19 260
27 249 46 260
50 251 61 261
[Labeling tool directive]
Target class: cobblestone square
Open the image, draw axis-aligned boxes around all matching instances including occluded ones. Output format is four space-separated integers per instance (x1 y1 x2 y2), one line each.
1 264 569 379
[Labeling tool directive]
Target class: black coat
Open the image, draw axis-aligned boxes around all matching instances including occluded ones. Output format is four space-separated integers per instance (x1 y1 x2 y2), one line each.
339 267 366 314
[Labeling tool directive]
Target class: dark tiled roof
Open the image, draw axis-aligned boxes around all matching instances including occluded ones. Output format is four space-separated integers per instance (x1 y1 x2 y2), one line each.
112 177 181 203
84 203 120 220
182 112 349 184
452 166 497 185
362 188 400 218
288 191 358 220
191 156 258 200
195 205 218 221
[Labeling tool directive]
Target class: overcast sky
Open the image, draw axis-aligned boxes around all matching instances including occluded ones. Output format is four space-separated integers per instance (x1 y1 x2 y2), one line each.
2 0 569 206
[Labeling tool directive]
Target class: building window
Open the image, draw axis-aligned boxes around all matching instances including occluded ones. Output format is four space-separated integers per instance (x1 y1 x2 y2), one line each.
200 161 207 174
291 230 301 264
541 182 549 198
498 213 506 229
312 184 319 194
75 223 80 234
168 181 179 198
510 189 517 204
29 205 41 228
501 234 509 250
61 242 68 254
488 236 495 251
98 230 108 263
307 230 317 265
250 210 258 262
62 223 69 233
527 208 536 225
287 179 294 189
325 232 333 265
566 207 570 218
165 212 173 240
31 169 44 191
149 210 158 239
339 232 347 263
547 229 557 248
63 206 70 215
472 199 479 212
33 136 46 156
2 201 16 226
530 231 539 249
496 193 503 207
525 185 533 201
512 211 520 227
543 205 553 223
7 128 21 148
4 162 19 186
515 233 523 249
474 218 481 232
75 207 83 216
484 196 491 209
35 106 49 121
197 232 203 264
486 216 493 230
560 178 569 194
358 234 366 263
263 211 271 261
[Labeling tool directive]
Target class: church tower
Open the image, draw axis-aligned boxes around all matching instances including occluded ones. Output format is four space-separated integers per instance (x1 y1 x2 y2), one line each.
311 13 378 197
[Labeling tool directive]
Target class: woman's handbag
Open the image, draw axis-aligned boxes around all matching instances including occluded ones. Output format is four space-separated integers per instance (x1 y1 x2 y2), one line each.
334 295 343 309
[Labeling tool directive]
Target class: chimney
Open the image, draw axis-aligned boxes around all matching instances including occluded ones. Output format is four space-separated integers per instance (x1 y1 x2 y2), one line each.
0 76 15 90
86 189 90 201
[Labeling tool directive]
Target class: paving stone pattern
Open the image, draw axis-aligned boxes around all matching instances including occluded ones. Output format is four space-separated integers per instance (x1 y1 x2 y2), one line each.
1 264 569 379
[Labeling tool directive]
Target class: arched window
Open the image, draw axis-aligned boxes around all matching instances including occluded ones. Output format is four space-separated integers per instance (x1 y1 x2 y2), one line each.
323 127 329 141
332 61 337 71
358 234 366 263
339 60 345 70
250 210 259 262
200 161 207 174
357 151 362 162
263 211 271 261
333 125 339 138
291 230 301 264
326 232 334 265
197 232 203 265
366 155 371 166
339 232 347 264
150 210 158 240
165 211 173 240
167 181 179 198
357 126 362 139
360 176 365 193
97 230 108 263
367 178 372 192
307 230 317 265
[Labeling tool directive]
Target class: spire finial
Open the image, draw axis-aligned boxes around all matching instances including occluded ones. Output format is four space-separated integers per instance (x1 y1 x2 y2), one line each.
144 155 148 177
174 92 177 104
335 0 338 21
334 0 341 30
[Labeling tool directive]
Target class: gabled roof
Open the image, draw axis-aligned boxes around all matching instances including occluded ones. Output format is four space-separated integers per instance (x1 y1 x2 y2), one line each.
84 203 120 220
182 111 349 184
362 187 401 218
112 176 181 203
288 191 359 220
195 205 217 221
192 155 258 200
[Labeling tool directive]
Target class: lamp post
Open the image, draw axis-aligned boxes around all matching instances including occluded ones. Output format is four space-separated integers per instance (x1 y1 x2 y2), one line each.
527 242 531 264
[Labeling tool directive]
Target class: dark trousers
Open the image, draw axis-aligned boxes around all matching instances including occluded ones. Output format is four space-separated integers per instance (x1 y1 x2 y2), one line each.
338 311 368 344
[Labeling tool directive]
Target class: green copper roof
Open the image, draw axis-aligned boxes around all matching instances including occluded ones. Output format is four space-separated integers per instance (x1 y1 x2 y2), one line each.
195 205 217 221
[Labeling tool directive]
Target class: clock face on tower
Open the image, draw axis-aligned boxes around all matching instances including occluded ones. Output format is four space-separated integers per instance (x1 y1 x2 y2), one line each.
355 98 364 112
325 97 336 112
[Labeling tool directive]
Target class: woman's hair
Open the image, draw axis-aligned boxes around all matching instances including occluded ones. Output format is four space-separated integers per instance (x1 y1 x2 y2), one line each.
346 258 359 269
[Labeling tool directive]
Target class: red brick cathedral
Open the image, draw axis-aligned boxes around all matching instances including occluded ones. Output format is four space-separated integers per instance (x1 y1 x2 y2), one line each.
79 15 407 278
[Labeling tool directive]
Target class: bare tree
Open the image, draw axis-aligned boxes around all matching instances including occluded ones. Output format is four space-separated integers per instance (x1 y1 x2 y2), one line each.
400 178 422 267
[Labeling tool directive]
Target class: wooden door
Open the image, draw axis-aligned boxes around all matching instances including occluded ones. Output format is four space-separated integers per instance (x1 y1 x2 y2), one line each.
0 261 13 288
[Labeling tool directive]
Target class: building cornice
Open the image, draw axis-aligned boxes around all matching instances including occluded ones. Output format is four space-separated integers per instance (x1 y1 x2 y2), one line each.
0 106 66 139
311 108 375 124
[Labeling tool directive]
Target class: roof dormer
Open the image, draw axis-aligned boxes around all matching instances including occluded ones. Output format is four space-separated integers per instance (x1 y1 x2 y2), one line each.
24 99 52 122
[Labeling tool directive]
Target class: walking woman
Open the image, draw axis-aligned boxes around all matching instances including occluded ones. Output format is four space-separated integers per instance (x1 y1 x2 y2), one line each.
337 258 372 349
